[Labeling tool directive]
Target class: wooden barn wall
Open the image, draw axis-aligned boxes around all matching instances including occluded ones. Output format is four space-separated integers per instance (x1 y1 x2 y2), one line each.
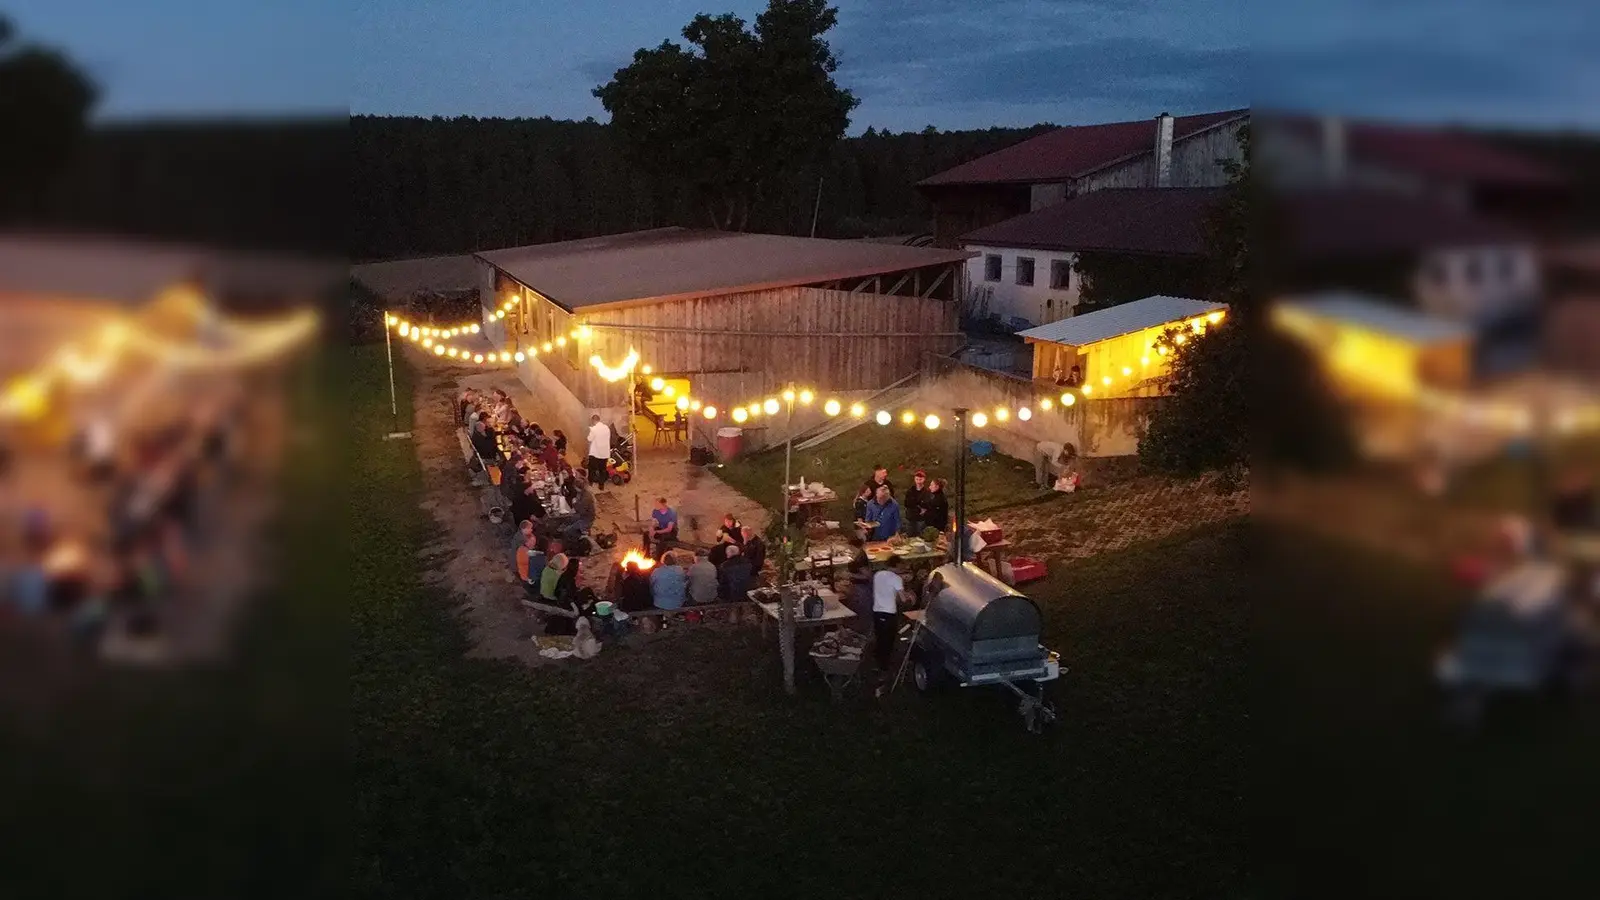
1075 119 1247 194
570 285 962 406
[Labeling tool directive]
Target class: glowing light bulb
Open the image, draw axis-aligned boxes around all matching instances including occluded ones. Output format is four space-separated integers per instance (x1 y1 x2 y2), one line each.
589 354 602 367
995 408 1009 422
398 323 410 337
663 385 676 398
924 414 940 430
900 410 915 425
1101 375 1112 386
1122 366 1132 376
850 402 866 418
823 399 841 416
875 410 891 426
543 342 553 352
434 345 445 356
1018 407 1032 421
1208 310 1224 323
1141 356 1150 366
1039 398 1052 411
496 310 506 319
422 337 433 348
972 412 988 427
555 336 566 346
1062 393 1076 407
676 396 690 410
1175 334 1186 345
782 389 795 403
386 314 398 326
1191 319 1203 331
1082 384 1093 395
473 354 484 364
650 377 665 392
1157 345 1169 356
732 407 748 423
447 348 459 358
763 398 780 415
577 325 592 339
470 324 481 334
690 400 701 411
703 406 717 419
515 352 526 363
799 390 814 405
641 364 652 375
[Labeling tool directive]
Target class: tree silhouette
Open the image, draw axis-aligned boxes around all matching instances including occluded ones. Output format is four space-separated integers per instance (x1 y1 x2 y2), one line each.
0 14 96 222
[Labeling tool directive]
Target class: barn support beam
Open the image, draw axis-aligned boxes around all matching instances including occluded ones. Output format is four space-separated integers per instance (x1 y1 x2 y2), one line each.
849 277 875 294
919 266 952 298
883 272 912 297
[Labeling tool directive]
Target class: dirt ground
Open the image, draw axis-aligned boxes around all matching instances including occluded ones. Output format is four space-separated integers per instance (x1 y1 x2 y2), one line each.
408 354 769 666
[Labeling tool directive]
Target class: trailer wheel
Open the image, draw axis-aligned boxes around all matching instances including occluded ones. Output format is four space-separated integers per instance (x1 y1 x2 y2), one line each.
911 648 943 692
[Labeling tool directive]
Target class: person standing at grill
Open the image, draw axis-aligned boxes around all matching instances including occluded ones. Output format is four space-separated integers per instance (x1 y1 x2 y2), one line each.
585 414 612 490
871 555 908 694
919 478 950 534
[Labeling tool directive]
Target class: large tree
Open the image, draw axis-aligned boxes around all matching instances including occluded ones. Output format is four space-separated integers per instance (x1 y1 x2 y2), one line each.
1138 126 1354 481
0 15 96 221
593 0 858 231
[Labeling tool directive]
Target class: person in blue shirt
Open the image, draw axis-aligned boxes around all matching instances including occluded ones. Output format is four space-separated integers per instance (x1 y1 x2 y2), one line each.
647 497 679 555
650 551 688 610
863 485 901 541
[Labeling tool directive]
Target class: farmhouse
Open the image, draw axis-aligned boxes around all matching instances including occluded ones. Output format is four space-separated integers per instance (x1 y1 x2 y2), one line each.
470 227 973 442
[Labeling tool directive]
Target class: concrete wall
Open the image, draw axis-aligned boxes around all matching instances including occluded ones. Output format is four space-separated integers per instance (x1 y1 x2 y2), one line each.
962 243 1081 327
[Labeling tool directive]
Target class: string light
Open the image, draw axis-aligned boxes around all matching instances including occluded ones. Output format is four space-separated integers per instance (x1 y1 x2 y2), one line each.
1122 367 1132 376
1061 393 1076 407
641 364 652 375
676 396 690 410
782 389 795 403
434 345 445 356
971 411 988 427
823 399 841 416
1039 398 1052 411
875 410 891 426
1017 407 1032 421
763 398 780 415
690 400 702 411
850 402 866 418
995 407 1009 422
663 385 676 398
924 414 941 430
555 336 566 347
650 377 666 392
732 407 749 423
703 406 717 419
900 410 916 425
543 342 553 352
798 389 814 405
1082 384 1093 395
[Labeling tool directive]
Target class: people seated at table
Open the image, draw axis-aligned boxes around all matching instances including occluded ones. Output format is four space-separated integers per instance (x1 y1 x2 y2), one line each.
740 526 766 579
511 518 535 563
919 478 950 534
869 464 894 496
510 480 546 528
647 497 679 555
903 470 929 535
469 412 498 460
515 532 547 596
717 543 754 603
860 485 901 541
709 512 744 565
556 553 582 605
539 552 567 605
687 549 718 606
650 551 687 610
458 388 479 425
551 429 567 455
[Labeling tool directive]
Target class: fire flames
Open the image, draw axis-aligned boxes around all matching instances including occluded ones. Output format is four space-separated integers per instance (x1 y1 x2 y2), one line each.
620 548 656 571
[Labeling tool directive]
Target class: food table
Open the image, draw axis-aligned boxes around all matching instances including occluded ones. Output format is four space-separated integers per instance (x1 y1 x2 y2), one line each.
784 483 839 527
747 585 852 639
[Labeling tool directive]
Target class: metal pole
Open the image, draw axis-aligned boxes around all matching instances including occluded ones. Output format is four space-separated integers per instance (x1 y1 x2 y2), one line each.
783 383 795 529
809 175 824 239
383 307 398 421
954 407 968 565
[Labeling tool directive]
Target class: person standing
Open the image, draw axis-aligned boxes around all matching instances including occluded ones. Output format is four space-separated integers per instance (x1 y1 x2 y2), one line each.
903 470 929 536
862 485 901 542
585 414 612 490
919 478 950 534
871 556 907 694
868 464 894 497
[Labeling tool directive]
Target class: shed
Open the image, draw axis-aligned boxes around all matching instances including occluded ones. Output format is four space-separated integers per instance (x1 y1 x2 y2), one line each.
1016 295 1226 397
1272 291 1473 399
470 228 973 437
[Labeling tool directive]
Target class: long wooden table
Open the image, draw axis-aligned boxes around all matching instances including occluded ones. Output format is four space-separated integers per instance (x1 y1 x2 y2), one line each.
747 586 851 639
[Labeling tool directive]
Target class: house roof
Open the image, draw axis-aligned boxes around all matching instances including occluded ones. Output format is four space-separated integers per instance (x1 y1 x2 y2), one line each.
1267 114 1564 188
350 253 479 300
474 227 974 311
1283 189 1529 259
1018 295 1224 346
1279 291 1472 344
918 109 1248 188
959 187 1226 255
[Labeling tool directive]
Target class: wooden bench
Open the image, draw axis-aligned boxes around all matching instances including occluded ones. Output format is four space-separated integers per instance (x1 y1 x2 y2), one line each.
624 600 750 632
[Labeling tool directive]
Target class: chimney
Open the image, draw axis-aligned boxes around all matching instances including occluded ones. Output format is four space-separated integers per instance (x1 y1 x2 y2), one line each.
1153 112 1175 187
1321 115 1346 184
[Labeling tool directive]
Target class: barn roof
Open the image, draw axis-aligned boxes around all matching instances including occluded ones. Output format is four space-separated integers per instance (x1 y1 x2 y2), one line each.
474 228 974 310
350 253 479 300
1018 295 1225 347
1284 189 1529 259
960 187 1225 255
1265 114 1564 187
918 109 1248 188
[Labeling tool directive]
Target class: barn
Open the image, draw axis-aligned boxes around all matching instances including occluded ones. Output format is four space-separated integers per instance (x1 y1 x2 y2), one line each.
470 227 973 444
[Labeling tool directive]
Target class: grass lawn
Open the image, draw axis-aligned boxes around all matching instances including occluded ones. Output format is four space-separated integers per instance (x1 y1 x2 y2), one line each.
713 423 1054 525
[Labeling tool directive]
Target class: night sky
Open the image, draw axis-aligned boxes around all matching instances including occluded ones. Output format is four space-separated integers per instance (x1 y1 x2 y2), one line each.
6 0 1597 129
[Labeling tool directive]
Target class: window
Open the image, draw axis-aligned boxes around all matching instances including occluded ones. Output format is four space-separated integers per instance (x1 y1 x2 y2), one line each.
1050 259 1071 290
1462 255 1481 286
1016 256 1035 286
984 254 1002 281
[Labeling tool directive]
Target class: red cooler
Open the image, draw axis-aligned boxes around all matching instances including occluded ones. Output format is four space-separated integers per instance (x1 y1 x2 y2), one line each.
717 427 744 462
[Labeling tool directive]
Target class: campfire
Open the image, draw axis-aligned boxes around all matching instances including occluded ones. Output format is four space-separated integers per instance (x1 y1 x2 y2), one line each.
619 548 655 571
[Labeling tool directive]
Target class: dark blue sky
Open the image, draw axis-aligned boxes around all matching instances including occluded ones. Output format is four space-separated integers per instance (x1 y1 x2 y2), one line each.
7 0 1597 130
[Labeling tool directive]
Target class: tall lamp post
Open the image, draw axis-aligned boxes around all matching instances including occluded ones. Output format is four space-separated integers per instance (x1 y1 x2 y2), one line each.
381 309 411 441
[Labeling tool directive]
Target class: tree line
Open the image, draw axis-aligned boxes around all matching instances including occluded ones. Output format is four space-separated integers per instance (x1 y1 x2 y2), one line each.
350 115 1054 261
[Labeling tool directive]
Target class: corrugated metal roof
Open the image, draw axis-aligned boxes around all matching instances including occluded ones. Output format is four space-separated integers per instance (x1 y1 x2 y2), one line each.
1281 292 1472 344
918 109 1247 187
475 227 974 310
1018 295 1223 346
350 253 479 300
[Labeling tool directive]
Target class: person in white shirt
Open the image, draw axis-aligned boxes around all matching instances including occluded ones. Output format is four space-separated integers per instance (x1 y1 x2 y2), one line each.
585 415 612 490
870 555 907 683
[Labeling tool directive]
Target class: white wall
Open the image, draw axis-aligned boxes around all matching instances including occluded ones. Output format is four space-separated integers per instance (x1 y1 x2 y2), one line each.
1412 244 1541 325
962 243 1081 328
